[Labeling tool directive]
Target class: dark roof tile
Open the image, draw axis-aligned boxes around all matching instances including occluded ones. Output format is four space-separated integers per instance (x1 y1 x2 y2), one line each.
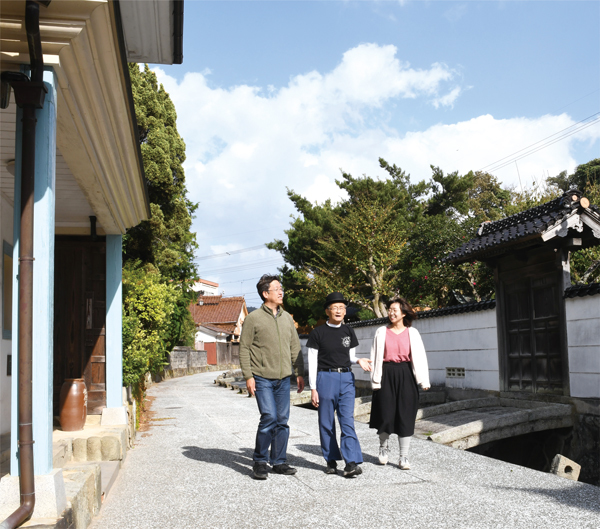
563 283 600 299
444 189 588 264
348 300 496 328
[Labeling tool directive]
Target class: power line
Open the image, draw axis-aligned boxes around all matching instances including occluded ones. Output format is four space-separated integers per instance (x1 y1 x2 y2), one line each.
196 244 267 261
479 112 600 174
199 258 284 275
552 88 600 115
487 118 600 174
219 277 261 285
196 226 279 242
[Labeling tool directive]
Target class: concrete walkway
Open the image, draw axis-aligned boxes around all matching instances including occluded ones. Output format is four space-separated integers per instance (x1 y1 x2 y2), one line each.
89 372 600 529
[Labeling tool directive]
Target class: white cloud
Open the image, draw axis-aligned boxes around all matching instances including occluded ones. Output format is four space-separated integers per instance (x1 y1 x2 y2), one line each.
444 3 468 23
153 42 600 264
432 86 463 109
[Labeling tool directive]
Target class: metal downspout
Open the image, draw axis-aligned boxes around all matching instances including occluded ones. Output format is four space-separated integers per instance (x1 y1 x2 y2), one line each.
0 2 50 528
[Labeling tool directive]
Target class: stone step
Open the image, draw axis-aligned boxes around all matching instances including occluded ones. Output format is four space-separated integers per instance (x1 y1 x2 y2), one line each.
62 463 102 529
53 440 71 469
72 434 124 463
17 512 73 529
99 461 120 501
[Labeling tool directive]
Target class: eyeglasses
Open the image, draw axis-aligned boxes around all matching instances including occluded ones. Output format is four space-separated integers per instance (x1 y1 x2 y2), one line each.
267 288 284 293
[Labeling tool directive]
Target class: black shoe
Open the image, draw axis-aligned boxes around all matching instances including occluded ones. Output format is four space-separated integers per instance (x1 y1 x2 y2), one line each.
343 462 362 478
272 463 298 475
252 462 268 480
325 461 338 474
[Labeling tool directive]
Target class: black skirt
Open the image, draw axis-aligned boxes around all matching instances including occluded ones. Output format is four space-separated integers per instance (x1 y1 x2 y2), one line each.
369 361 419 437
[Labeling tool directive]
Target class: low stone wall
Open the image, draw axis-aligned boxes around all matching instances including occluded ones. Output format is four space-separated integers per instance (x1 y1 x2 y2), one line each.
160 347 208 379
154 346 240 382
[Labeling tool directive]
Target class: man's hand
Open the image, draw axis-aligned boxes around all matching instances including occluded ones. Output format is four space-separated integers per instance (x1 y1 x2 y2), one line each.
296 376 305 393
311 389 319 407
357 358 373 372
246 377 256 397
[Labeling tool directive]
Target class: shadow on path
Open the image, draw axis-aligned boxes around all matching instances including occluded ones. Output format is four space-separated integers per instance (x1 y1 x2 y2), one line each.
493 483 600 514
182 446 253 477
181 446 315 477
294 443 380 467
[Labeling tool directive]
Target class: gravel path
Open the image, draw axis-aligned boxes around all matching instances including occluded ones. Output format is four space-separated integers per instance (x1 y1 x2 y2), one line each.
89 372 600 529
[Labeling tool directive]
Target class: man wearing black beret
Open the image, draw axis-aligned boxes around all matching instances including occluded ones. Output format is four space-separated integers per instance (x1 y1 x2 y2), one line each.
306 292 372 477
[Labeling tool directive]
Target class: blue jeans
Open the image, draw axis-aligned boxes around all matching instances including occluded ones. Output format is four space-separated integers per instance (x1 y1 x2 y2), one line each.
317 371 363 464
253 375 291 465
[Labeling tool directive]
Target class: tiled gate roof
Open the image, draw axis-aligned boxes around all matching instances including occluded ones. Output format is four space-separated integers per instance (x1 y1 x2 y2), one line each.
444 189 600 264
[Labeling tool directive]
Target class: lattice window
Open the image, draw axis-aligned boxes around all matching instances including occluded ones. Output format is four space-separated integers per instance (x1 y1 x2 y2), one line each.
446 367 465 378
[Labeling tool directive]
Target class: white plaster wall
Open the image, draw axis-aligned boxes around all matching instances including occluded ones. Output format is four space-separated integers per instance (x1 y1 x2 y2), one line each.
0 194 13 436
300 308 499 391
566 295 600 399
191 280 219 295
195 329 216 344
414 310 499 391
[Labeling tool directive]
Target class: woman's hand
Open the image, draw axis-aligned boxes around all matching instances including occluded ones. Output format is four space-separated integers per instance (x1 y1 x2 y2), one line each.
357 358 372 372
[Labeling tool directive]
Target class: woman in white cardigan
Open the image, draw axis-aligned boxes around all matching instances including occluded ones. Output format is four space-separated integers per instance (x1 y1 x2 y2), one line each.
369 297 430 470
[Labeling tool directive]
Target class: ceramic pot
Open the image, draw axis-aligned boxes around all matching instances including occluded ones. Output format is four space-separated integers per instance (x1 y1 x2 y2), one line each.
59 378 87 431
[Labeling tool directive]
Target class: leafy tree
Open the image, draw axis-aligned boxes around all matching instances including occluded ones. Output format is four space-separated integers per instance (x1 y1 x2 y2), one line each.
121 64 198 400
268 159 428 322
271 157 600 327
503 182 561 217
426 166 474 217
302 198 408 317
569 179 600 284
547 158 600 193
122 262 179 389
467 171 512 222
125 64 198 283
396 170 502 307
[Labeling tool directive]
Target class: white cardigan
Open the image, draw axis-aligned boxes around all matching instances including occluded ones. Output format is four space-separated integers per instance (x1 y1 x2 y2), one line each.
369 326 430 390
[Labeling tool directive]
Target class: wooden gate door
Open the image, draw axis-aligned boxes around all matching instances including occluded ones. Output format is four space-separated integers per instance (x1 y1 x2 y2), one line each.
54 238 106 415
205 342 217 365
503 273 564 394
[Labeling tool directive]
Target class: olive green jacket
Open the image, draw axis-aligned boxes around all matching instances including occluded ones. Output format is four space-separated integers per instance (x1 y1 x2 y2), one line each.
239 304 304 381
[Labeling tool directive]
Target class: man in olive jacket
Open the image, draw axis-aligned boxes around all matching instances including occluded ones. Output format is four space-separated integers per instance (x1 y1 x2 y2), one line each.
240 274 305 480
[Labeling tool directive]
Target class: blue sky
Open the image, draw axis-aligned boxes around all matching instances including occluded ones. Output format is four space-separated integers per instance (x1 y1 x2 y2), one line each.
152 1 600 307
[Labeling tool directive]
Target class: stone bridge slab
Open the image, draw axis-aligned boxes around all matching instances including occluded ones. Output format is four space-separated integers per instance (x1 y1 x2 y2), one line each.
414 398 574 449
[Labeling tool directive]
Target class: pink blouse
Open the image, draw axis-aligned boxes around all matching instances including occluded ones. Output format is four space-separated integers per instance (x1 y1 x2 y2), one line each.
383 327 411 363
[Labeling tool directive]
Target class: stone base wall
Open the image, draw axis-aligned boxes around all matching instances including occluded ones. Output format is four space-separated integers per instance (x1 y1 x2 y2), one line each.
570 412 600 486
152 346 239 383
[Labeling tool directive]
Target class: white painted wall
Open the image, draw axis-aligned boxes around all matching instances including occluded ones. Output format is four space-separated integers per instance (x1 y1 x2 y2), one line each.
195 327 229 346
195 329 216 344
0 193 13 436
566 294 600 399
414 310 499 391
192 279 219 296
